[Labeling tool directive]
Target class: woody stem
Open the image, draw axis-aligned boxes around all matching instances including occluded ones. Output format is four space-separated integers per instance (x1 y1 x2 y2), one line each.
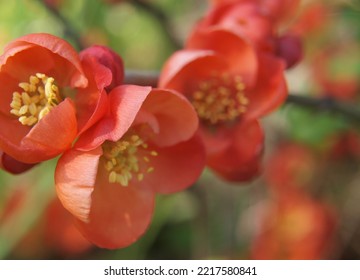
36 0 85 50
124 70 360 123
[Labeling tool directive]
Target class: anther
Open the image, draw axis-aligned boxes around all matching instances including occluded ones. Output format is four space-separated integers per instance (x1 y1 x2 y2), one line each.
191 74 249 125
10 73 62 127
102 134 158 187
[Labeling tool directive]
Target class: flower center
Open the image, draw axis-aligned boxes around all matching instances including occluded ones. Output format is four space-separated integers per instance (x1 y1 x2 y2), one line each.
10 73 63 126
191 74 248 125
102 134 158 187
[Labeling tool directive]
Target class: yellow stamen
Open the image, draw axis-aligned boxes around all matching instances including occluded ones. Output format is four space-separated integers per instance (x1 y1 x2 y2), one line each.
102 133 158 186
9 73 62 126
191 73 248 125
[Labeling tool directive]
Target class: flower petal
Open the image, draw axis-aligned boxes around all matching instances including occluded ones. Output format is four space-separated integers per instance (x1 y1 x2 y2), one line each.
22 98 77 163
75 162 155 249
187 28 258 86
138 89 199 147
139 134 206 194
0 151 36 174
80 45 124 91
244 53 287 120
76 54 111 135
55 146 103 223
75 85 152 151
159 50 227 97
1 33 87 88
206 120 264 182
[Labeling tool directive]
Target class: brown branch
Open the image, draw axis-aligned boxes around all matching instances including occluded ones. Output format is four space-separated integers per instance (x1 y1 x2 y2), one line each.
286 94 360 122
124 69 360 123
36 0 85 50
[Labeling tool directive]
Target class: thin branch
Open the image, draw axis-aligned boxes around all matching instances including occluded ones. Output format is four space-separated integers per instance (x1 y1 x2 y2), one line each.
126 0 182 50
124 70 360 123
286 94 360 122
36 0 85 50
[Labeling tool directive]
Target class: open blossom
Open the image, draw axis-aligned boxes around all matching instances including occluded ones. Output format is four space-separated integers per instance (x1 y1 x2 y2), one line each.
196 0 303 68
265 143 317 194
159 29 286 181
0 33 87 164
193 0 275 51
251 191 337 260
55 85 205 248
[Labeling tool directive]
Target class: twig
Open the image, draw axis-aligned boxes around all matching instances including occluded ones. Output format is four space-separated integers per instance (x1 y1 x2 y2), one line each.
126 0 182 50
36 0 85 50
286 94 360 122
124 70 360 123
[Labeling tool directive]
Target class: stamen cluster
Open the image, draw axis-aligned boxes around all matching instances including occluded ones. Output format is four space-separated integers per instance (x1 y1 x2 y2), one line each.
10 73 62 126
192 74 248 124
102 134 158 187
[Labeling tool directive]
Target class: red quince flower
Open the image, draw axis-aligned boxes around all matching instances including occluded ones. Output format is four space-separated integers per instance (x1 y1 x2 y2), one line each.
159 29 286 181
193 0 275 51
209 0 301 27
0 33 87 164
198 0 303 67
251 192 337 260
55 86 205 248
265 143 317 194
312 43 360 101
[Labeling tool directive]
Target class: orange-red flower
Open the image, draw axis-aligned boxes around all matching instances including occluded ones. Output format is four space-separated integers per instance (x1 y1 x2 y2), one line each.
193 0 275 52
312 43 360 101
251 191 337 260
196 0 303 68
159 29 286 181
55 86 205 248
265 143 317 193
0 33 87 164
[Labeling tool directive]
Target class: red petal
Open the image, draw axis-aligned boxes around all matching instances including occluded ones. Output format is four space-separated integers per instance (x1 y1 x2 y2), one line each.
206 120 264 182
0 98 77 163
138 89 199 147
75 182 154 249
80 45 124 91
75 85 151 151
139 134 206 194
0 33 87 88
0 151 36 174
186 28 258 86
59 151 155 249
244 53 287 120
55 146 103 223
22 98 77 162
76 55 111 135
159 50 227 96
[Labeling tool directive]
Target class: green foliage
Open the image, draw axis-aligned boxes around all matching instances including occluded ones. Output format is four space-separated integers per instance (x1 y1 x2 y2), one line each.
285 105 349 148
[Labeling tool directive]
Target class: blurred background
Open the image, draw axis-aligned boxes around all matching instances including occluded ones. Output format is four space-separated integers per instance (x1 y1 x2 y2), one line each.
1 0 360 259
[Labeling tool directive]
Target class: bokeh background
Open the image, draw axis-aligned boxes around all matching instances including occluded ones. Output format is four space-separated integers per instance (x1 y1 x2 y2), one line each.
1 0 360 259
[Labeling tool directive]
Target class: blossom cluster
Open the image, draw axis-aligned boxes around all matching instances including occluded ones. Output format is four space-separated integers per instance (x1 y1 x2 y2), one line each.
159 0 301 181
0 0 304 250
0 34 205 248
